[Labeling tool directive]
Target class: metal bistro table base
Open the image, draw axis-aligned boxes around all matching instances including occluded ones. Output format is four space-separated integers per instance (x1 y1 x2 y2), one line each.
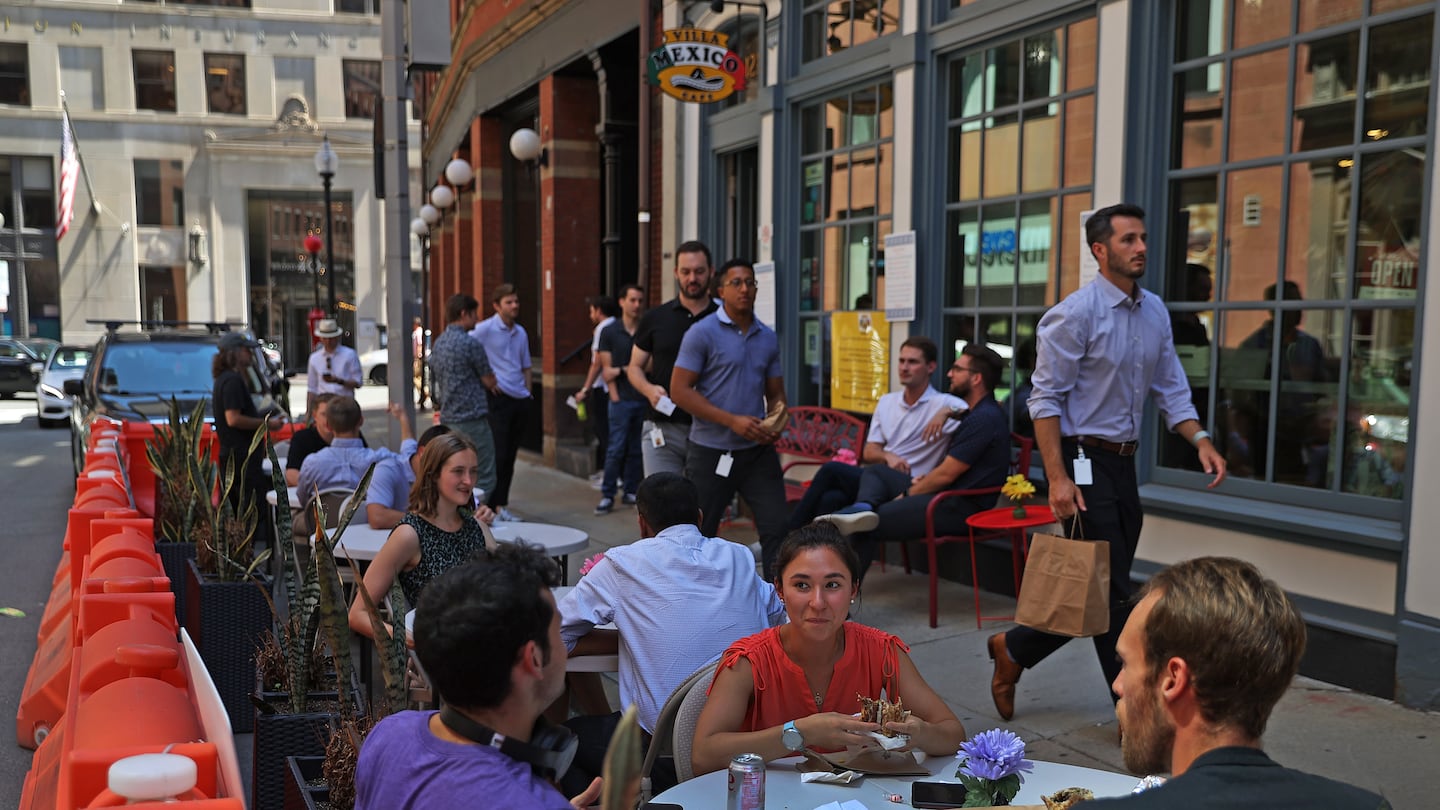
653 753 1143 807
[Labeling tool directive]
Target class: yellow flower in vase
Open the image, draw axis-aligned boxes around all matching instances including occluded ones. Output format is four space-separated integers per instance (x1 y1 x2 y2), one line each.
1001 474 1036 519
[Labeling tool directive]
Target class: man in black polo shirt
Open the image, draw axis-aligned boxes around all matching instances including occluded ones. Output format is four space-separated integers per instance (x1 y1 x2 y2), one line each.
626 240 718 477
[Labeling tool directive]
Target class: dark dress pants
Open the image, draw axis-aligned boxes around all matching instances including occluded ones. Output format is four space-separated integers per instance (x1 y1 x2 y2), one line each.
589 393 610 471
1003 441 1141 692
686 442 788 579
787 461 864 531
485 391 530 508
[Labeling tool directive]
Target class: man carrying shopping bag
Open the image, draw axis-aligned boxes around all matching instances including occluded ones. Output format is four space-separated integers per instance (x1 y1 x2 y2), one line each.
989 204 1226 722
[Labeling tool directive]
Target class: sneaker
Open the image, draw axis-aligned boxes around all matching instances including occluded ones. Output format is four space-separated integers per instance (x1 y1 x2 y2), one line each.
621 493 637 506
594 498 614 515
822 510 879 536
495 506 521 522
588 471 604 490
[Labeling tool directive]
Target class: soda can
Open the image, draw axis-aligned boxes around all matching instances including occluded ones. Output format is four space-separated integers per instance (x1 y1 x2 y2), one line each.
727 753 765 810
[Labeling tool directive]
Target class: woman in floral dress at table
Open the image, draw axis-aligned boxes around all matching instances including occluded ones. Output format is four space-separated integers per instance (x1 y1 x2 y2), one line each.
348 433 495 641
691 522 967 776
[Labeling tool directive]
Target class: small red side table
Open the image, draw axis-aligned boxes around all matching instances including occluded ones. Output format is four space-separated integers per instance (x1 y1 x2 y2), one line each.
965 504 1058 628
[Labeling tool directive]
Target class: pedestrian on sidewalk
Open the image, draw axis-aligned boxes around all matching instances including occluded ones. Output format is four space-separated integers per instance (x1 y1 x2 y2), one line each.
627 240 718 477
575 295 618 486
428 293 498 498
471 284 531 522
595 285 646 514
989 204 1226 722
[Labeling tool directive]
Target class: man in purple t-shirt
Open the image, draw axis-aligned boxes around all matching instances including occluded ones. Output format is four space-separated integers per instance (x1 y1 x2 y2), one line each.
355 545 601 810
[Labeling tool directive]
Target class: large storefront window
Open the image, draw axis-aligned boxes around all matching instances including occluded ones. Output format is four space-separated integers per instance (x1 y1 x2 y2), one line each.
941 18 1097 436
801 1 900 63
797 80 893 406
1162 1 1431 506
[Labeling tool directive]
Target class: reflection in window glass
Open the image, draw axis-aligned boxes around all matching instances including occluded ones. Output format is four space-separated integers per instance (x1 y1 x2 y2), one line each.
1292 32 1358 153
205 53 246 115
801 0 900 63
1344 309 1411 499
1232 0 1290 50
133 50 176 112
60 47 104 111
1163 4 1429 504
797 81 893 405
0 43 28 106
1176 0 1227 62
1364 16 1433 139
343 60 380 119
943 20 1096 377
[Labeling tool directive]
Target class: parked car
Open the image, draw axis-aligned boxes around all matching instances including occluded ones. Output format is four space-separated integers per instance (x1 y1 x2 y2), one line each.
65 322 285 477
360 347 388 385
36 344 93 427
0 337 58 398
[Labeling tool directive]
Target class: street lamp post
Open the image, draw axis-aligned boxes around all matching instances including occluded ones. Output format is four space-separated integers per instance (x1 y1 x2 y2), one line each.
314 137 339 317
303 233 325 350
410 216 430 407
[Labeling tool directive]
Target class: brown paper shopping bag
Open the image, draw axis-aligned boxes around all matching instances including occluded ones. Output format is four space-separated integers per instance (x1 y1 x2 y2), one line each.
1014 530 1110 637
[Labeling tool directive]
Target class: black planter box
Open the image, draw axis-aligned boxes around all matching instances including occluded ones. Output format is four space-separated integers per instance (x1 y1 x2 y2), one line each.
254 706 337 810
155 541 195 629
284 755 329 810
184 558 270 733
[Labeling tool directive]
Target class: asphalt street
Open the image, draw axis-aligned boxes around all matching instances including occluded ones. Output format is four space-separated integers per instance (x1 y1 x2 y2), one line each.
0 394 77 807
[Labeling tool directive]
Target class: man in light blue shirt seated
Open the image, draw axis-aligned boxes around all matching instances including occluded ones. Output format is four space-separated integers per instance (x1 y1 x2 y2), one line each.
296 396 410 530
557 472 786 797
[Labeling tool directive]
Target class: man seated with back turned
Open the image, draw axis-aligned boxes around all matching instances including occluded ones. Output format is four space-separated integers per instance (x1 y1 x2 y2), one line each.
821 345 1012 576
787 335 962 531
1085 556 1390 809
355 545 602 810
295 396 410 528
557 471 786 795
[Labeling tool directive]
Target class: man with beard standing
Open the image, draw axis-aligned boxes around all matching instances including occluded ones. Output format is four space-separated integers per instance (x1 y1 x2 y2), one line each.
471 284 532 522
671 259 788 577
989 204 1227 722
1085 557 1388 809
627 241 718 477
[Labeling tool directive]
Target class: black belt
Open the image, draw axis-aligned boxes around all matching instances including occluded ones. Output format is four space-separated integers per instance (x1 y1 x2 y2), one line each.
1065 436 1138 457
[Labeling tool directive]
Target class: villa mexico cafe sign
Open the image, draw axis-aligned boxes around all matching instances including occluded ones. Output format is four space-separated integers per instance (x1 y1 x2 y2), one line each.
647 27 747 103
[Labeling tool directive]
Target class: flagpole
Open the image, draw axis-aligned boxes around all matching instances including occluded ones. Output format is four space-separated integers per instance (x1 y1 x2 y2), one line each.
59 91 101 216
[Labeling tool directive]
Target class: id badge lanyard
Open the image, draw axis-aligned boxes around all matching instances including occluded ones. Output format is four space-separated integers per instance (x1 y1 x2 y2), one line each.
1072 444 1093 486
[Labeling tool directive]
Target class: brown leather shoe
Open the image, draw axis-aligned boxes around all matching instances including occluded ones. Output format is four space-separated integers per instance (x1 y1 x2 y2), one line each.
988 633 1022 721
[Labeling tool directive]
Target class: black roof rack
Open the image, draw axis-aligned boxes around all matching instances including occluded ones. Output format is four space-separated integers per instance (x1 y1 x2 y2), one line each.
87 320 240 335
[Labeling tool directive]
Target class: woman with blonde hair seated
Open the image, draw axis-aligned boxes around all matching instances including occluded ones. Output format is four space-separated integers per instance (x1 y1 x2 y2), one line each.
690 522 965 775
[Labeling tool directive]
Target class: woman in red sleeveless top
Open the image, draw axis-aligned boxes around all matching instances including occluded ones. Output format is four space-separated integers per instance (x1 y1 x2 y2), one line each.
691 523 966 776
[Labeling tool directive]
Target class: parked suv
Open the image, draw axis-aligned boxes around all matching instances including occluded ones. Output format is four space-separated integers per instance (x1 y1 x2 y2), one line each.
65 321 289 477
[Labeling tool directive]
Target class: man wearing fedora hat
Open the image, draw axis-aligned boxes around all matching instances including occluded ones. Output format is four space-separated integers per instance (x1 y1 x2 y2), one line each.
307 317 362 416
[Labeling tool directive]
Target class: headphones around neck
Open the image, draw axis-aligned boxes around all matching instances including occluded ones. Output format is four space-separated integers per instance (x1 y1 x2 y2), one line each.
438 705 578 781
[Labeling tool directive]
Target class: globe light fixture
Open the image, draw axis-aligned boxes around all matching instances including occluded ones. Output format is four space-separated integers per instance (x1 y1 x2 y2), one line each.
430 184 456 210
419 204 441 226
444 158 474 187
410 217 429 237
508 127 548 167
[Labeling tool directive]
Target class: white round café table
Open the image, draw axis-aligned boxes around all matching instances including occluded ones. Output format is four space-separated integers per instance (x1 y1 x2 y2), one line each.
652 754 1143 808
265 487 302 509
491 523 589 585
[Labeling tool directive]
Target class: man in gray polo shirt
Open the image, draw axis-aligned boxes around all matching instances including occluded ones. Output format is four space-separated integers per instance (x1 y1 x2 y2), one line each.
671 259 788 577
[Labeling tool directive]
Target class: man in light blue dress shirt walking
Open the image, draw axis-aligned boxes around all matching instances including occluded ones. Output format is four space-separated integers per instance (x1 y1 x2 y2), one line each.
988 204 1227 723
471 284 532 522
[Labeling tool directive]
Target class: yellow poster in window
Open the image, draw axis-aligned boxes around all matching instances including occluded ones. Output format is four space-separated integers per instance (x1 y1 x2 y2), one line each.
830 311 888 415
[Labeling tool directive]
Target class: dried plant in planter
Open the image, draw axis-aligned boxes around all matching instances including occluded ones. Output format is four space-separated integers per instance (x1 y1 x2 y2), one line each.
322 714 375 810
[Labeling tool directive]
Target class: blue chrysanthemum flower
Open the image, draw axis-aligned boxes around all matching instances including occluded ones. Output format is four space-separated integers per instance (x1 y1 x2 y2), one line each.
956 728 1034 782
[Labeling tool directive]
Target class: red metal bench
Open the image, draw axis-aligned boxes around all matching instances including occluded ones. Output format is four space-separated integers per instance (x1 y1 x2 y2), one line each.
776 406 868 504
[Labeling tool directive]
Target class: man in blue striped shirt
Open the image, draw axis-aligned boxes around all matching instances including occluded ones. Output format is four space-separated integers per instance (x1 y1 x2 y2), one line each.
557 472 785 795
989 204 1227 723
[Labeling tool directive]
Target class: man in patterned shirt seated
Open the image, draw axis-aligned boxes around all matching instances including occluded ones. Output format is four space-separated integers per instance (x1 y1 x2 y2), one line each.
556 472 786 795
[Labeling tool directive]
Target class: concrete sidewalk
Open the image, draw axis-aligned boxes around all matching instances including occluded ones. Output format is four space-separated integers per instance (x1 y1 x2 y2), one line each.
350 384 1438 808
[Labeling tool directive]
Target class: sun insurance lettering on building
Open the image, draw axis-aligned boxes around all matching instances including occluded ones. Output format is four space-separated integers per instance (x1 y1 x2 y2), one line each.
646 27 747 104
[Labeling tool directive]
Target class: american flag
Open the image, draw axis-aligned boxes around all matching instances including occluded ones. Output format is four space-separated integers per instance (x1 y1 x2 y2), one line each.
57 109 78 241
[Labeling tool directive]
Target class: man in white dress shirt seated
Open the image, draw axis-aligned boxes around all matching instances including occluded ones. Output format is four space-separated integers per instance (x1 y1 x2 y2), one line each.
557 471 786 796
786 335 963 531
